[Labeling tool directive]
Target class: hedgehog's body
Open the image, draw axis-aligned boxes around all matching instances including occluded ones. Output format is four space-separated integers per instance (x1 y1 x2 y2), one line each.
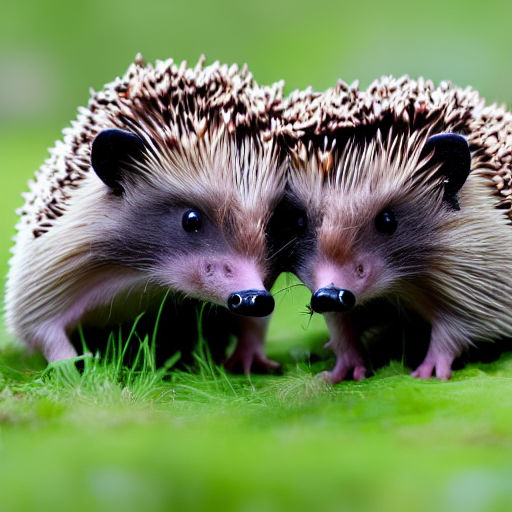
5 55 286 370
282 76 512 381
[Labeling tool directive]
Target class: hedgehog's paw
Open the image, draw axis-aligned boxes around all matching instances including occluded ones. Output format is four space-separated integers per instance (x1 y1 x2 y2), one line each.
320 351 367 384
224 341 280 375
29 326 77 363
411 352 454 380
46 343 78 363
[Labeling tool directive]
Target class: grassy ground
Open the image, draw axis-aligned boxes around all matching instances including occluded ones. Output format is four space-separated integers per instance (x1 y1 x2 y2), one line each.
2 336 512 512
3 1 512 510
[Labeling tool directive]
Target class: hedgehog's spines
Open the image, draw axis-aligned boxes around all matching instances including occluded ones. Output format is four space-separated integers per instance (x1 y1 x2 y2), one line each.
19 56 286 239
282 75 512 216
134 53 146 67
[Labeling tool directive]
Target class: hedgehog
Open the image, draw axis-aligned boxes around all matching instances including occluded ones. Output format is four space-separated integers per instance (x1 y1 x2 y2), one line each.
4 54 287 373
279 76 512 382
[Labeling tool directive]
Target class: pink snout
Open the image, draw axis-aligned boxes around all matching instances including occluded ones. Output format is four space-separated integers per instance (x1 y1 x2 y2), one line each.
168 254 273 315
311 255 381 313
200 258 274 316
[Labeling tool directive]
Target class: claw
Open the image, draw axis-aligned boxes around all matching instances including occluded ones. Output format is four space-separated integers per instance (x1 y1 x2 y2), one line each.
411 351 454 380
224 343 280 375
353 365 367 381
318 314 367 384
224 316 277 374
321 356 367 384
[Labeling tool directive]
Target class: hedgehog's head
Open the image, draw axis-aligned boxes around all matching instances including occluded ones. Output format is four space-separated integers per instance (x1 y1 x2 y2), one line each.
90 127 286 317
285 131 471 314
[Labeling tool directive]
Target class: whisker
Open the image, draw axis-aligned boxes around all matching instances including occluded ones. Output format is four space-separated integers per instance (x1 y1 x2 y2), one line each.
265 237 298 262
272 282 308 296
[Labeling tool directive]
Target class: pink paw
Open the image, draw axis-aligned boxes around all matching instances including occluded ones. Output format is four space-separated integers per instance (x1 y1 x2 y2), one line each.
319 352 367 384
320 365 367 384
224 345 280 375
411 354 453 380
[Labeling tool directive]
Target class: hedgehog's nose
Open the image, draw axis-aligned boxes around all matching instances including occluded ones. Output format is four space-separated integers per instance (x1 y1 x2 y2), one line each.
311 286 356 313
227 290 275 317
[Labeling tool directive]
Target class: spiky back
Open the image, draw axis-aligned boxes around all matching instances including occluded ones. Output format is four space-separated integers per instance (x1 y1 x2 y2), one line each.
19 55 285 239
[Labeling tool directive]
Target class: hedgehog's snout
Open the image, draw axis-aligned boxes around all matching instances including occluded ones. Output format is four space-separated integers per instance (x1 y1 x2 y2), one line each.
227 290 274 317
310 286 356 314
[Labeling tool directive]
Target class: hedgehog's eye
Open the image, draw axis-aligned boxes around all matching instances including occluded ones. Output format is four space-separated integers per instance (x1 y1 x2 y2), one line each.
296 214 306 235
182 210 202 232
375 209 397 235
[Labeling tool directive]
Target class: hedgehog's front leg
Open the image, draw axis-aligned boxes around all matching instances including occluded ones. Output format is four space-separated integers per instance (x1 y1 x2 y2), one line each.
224 316 280 374
23 269 145 363
26 322 78 362
411 320 461 380
320 312 366 383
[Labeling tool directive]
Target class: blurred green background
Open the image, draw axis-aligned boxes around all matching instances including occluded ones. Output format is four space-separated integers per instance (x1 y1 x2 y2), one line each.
2 1 512 511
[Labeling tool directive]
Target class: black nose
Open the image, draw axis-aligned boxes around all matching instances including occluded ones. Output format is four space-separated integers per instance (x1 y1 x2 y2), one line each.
227 289 275 317
310 286 356 313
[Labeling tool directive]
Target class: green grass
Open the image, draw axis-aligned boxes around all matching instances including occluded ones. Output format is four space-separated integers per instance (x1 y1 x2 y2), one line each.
2 332 512 512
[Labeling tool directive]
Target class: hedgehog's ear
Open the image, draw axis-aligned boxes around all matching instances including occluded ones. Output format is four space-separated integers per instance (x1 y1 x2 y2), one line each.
91 129 146 196
420 133 471 210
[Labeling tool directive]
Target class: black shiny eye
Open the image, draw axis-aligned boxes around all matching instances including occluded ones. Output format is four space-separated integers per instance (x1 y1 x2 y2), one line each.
296 214 306 235
182 210 202 232
375 209 397 234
